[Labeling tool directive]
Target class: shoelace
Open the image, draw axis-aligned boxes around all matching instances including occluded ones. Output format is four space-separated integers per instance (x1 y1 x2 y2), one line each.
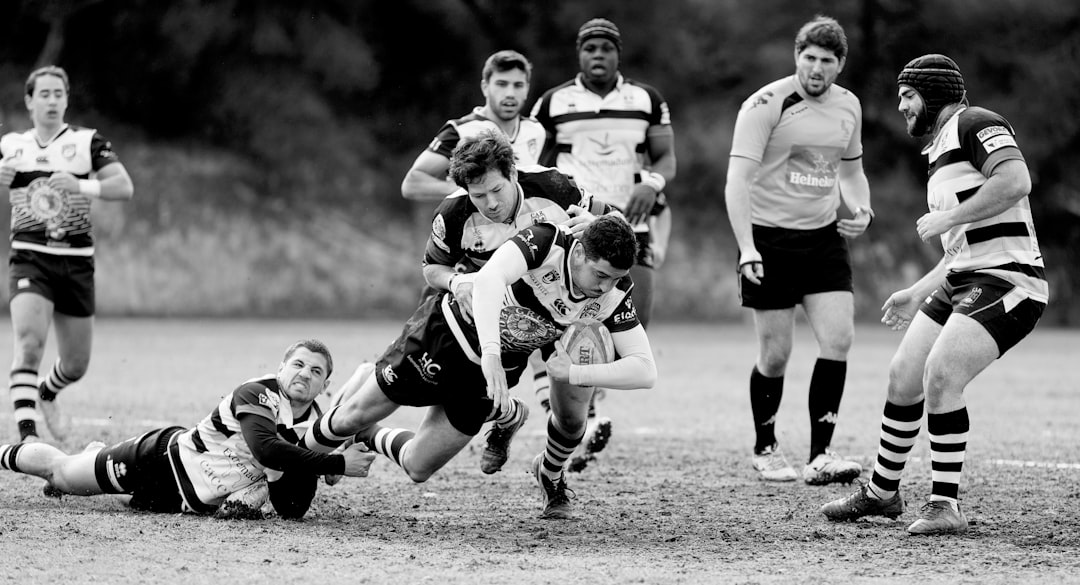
919 501 949 518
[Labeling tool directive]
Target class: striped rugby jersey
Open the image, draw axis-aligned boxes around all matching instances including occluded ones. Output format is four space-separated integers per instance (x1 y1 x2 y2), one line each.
424 167 601 273
442 223 639 362
1 125 120 255
531 74 671 217
730 75 863 230
924 106 1047 303
425 106 545 167
168 375 322 513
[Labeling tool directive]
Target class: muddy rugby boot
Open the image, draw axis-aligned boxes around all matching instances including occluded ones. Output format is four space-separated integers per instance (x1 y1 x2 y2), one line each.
907 500 968 535
752 442 799 482
821 483 904 521
481 398 529 474
533 453 574 519
803 449 863 485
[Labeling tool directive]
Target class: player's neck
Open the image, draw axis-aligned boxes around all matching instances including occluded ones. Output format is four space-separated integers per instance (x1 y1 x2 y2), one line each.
583 77 617 97
480 107 520 140
34 122 67 145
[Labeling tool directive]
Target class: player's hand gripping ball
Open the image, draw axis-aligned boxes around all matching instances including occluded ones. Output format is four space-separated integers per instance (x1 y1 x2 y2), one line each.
499 305 561 354
560 319 615 365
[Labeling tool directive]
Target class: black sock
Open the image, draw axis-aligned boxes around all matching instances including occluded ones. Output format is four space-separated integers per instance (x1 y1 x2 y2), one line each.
808 358 847 460
750 367 783 453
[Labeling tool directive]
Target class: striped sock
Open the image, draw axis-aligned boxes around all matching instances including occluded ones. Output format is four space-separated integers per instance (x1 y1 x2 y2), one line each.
369 427 414 470
491 397 523 428
538 415 584 482
868 400 924 500
808 358 847 460
750 367 783 453
0 443 25 472
928 408 969 508
9 369 39 440
39 361 79 402
301 405 353 453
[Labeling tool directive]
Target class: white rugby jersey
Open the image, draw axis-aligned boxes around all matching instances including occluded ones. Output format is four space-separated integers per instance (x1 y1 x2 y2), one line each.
531 74 671 215
424 167 603 273
730 75 863 230
443 223 639 362
426 106 545 167
0 125 120 255
923 106 1047 303
167 375 321 513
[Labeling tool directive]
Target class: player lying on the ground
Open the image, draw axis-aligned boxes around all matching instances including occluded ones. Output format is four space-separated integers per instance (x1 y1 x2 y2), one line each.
304 215 655 520
0 339 375 518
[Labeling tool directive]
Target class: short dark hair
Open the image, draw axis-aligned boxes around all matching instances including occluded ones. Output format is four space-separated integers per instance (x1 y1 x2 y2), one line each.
482 50 532 82
448 129 516 189
579 215 638 270
283 339 333 377
25 65 70 96
795 15 848 60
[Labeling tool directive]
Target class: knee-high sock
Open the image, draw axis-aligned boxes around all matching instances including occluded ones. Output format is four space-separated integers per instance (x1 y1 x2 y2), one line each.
928 408 969 506
9 369 39 440
868 400 924 500
488 397 523 427
808 358 847 460
368 426 415 472
38 361 79 402
302 406 354 453
750 367 783 453
0 443 26 472
539 415 584 481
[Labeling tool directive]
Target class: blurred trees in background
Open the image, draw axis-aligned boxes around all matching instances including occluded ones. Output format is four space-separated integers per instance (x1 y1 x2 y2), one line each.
0 0 1076 322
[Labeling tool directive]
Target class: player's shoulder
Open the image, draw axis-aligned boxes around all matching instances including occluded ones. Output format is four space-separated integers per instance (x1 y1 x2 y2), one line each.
740 77 793 113
829 82 862 107
1 128 33 145
538 78 577 99
234 374 280 403
958 105 1009 128
433 190 477 226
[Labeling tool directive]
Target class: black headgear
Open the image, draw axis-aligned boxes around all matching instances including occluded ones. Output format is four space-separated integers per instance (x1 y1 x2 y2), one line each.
576 18 622 53
897 54 966 126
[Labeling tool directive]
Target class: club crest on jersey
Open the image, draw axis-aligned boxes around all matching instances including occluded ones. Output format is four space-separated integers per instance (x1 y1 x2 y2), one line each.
542 270 560 284
62 144 76 159
579 301 602 320
471 228 485 252
258 390 281 409
960 287 982 306
24 177 70 226
530 210 548 225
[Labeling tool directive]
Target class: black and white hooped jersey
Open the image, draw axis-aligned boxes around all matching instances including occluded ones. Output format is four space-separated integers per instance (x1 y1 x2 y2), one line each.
923 106 1047 304
424 167 603 273
168 375 321 513
443 223 639 359
426 106 545 167
0 125 120 255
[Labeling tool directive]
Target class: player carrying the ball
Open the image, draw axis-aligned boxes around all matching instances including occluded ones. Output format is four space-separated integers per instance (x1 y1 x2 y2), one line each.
303 216 655 520
474 214 657 519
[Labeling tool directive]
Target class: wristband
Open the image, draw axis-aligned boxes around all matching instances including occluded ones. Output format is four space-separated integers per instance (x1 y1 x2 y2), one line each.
448 273 458 292
638 170 666 193
481 342 501 356
78 179 102 198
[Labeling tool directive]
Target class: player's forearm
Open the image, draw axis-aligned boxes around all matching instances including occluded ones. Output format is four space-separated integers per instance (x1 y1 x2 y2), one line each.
423 263 457 291
724 186 757 253
838 168 872 216
401 170 457 201
93 164 134 201
908 257 950 299
945 160 1030 227
571 326 656 389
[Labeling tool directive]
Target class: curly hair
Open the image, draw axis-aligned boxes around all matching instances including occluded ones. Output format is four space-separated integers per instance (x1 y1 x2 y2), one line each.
795 15 848 60
579 214 638 271
448 129 516 189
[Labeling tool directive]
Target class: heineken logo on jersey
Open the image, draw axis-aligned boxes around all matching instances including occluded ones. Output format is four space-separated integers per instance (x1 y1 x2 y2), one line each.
786 146 841 194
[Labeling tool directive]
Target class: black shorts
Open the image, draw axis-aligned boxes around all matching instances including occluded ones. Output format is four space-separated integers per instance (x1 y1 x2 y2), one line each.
920 272 1045 357
9 249 95 317
739 223 852 310
95 426 185 513
374 293 528 436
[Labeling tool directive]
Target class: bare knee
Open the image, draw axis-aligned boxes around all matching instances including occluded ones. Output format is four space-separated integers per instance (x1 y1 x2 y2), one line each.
403 467 434 483
887 354 924 404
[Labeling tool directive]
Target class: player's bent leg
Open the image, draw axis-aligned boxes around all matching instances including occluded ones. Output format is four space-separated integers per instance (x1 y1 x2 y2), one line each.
8 294 52 441
0 442 103 495
38 314 93 442
329 361 376 408
922 314 998 412
396 406 474 483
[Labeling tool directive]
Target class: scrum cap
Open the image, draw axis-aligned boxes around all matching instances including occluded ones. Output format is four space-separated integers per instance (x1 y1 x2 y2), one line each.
897 54 966 124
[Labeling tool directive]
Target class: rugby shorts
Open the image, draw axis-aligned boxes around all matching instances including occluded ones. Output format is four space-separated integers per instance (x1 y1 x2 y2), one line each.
739 223 852 310
920 272 1045 357
374 293 528 436
9 249 95 317
95 426 186 512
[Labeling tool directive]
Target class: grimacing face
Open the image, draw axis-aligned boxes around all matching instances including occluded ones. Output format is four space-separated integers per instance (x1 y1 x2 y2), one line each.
570 246 629 298
482 68 529 122
26 74 68 130
467 167 519 224
795 45 844 98
277 347 331 406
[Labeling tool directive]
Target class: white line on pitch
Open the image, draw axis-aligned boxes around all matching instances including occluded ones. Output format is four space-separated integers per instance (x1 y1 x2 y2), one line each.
73 416 176 428
905 456 1080 470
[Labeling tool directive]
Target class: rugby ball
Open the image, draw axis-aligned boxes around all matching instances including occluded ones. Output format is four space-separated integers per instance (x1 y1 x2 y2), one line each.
560 319 615 365
499 305 561 354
